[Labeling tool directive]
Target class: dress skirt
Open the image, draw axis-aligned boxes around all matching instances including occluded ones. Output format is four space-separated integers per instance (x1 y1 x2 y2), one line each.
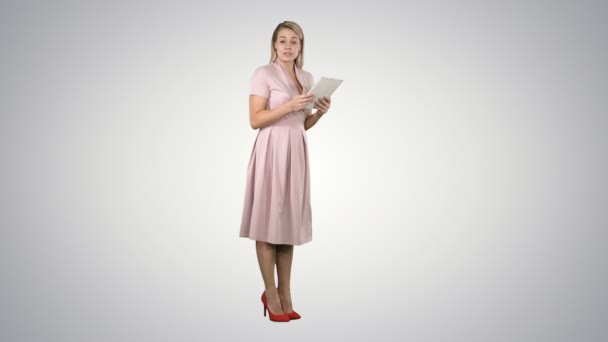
239 112 312 246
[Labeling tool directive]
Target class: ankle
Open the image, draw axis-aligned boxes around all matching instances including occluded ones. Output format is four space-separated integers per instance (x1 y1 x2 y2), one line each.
265 287 279 294
277 287 291 294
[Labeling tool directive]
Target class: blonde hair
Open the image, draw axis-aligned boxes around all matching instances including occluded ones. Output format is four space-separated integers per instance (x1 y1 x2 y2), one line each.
270 21 305 69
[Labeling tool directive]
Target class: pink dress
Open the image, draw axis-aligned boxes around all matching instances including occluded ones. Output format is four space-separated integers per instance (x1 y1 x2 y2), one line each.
239 59 315 245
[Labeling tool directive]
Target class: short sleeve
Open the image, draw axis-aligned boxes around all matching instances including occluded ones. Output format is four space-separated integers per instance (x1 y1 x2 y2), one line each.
249 67 269 98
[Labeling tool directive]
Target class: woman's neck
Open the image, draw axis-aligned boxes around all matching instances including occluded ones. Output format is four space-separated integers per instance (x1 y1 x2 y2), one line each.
277 59 295 73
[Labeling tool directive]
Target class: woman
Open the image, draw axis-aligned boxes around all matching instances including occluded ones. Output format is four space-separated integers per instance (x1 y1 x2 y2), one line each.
239 21 331 322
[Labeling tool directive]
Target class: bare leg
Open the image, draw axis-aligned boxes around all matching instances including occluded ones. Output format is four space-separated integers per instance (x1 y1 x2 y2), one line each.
276 244 295 313
256 241 284 314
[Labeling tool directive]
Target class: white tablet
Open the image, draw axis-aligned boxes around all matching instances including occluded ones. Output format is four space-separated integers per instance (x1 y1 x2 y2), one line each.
305 77 343 110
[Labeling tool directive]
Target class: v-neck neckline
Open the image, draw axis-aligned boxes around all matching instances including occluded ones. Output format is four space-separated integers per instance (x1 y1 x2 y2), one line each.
275 59 304 95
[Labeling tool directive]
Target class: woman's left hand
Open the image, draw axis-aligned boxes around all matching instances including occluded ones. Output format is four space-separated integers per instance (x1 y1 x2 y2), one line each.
314 96 331 114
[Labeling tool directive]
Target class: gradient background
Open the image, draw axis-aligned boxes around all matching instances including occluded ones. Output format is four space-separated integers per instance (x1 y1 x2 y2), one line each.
1 0 607 341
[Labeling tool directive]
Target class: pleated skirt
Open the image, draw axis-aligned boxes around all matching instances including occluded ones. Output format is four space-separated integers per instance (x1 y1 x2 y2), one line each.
239 120 312 246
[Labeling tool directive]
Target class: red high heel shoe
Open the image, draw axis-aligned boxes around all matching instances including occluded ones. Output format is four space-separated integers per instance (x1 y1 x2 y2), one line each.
284 310 301 320
261 292 290 322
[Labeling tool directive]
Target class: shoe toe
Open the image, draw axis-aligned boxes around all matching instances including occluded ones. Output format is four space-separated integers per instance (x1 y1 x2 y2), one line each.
286 311 301 319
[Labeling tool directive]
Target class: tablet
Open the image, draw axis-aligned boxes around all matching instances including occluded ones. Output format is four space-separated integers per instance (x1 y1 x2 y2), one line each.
305 77 343 110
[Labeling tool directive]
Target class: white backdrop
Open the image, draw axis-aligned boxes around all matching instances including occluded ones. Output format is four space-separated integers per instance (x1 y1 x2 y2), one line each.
1 1 607 341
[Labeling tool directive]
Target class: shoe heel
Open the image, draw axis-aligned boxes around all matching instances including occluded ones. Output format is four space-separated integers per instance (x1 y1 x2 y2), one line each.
261 291 290 322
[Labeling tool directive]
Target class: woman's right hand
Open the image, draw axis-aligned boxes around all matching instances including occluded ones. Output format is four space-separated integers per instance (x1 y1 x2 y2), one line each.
289 94 315 112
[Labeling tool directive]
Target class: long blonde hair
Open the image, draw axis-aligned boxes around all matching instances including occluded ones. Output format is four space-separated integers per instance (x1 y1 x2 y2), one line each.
270 21 305 69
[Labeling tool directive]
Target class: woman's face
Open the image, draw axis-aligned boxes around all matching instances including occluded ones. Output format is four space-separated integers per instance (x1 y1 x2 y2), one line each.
274 28 301 63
